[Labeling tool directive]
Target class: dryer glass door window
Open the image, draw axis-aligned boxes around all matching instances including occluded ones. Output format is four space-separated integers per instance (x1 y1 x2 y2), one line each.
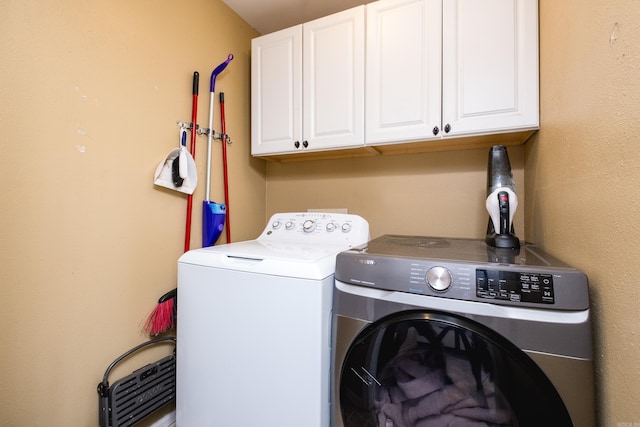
339 310 572 427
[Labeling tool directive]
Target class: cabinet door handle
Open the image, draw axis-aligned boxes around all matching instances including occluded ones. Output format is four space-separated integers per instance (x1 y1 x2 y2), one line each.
444 124 451 133
294 140 300 149
302 140 309 148
432 126 440 136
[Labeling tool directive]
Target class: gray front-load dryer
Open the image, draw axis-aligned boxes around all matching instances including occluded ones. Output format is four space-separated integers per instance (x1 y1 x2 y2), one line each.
331 235 595 427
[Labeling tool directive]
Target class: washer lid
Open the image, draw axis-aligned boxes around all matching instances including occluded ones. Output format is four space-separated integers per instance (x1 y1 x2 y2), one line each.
195 239 349 261
179 239 351 280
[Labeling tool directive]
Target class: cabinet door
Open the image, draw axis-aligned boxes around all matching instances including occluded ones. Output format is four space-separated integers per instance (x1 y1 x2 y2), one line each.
366 0 442 145
303 6 365 151
442 0 539 136
251 25 303 155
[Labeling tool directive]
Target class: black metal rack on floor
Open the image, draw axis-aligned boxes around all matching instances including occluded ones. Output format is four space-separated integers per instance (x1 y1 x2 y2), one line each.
97 337 176 427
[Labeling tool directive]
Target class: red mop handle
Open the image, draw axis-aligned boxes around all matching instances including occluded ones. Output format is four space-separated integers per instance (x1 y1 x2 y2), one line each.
220 92 230 243
185 72 199 252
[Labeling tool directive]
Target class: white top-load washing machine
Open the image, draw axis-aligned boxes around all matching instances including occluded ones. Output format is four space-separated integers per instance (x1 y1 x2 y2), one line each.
332 235 595 427
176 212 369 427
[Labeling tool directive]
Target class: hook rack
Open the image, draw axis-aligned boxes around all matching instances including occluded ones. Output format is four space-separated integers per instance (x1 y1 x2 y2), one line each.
197 127 232 145
176 121 232 144
177 121 199 132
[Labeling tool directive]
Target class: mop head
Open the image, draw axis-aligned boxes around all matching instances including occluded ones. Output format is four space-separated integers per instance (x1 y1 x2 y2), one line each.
154 148 197 195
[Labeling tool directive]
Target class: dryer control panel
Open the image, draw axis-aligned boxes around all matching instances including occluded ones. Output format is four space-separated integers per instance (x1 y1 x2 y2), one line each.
335 235 590 311
476 269 555 304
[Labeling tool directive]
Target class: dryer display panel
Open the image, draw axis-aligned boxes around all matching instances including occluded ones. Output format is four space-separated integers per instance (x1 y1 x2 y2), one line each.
476 269 554 304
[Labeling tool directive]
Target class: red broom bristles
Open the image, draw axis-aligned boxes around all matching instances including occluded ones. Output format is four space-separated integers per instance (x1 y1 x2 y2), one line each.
143 289 177 335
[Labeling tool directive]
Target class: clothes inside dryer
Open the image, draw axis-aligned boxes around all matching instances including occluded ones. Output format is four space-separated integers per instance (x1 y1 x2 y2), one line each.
339 311 572 427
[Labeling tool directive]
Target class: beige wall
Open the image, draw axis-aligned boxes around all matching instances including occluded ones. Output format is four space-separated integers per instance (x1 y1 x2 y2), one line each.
3 0 639 425
526 1 640 425
0 0 262 425
266 147 525 240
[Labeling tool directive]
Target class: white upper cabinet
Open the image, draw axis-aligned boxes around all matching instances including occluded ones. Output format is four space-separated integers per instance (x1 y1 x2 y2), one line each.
251 0 539 159
303 7 365 151
365 0 443 145
367 0 539 146
251 25 302 156
442 0 539 136
251 6 365 156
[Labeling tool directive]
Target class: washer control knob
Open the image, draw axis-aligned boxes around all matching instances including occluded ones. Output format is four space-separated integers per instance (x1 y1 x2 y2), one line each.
427 266 452 291
303 220 316 233
285 221 295 230
272 220 281 229
326 222 336 232
341 223 352 233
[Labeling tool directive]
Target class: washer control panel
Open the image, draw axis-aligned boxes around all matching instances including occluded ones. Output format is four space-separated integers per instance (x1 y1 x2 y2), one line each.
258 212 370 246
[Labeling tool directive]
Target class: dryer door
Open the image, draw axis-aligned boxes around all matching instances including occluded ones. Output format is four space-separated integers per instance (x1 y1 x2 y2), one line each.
338 310 572 427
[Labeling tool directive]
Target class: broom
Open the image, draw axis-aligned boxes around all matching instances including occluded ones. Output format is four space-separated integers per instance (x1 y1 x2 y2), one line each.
144 72 199 336
143 288 177 336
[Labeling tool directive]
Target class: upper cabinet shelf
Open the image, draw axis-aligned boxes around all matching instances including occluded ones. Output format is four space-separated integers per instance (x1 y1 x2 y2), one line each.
251 0 539 162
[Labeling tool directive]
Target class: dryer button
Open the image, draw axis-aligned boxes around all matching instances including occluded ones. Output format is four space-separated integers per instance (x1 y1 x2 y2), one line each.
427 266 452 291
